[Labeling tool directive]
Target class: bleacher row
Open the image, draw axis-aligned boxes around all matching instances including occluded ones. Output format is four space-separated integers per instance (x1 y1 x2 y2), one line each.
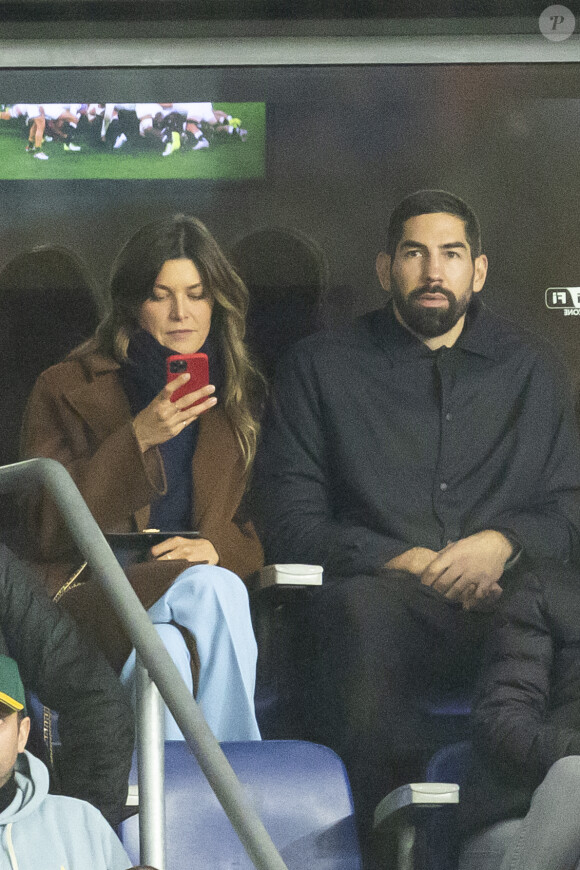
0 226 514 870
8 456 467 870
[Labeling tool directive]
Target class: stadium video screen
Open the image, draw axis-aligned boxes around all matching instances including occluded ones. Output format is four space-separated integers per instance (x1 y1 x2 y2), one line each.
0 102 265 179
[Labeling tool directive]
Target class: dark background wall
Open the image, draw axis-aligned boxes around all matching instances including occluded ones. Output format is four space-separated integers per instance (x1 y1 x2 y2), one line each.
1 61 579 380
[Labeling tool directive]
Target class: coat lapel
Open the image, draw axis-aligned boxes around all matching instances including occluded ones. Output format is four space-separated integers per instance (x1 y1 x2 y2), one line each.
64 355 151 530
65 355 133 442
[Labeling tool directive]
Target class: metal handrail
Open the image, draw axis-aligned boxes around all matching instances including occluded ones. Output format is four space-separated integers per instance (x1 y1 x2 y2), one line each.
0 458 288 870
135 657 166 868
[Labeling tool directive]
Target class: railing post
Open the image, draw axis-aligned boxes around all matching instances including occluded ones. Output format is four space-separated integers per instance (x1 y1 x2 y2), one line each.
135 657 166 870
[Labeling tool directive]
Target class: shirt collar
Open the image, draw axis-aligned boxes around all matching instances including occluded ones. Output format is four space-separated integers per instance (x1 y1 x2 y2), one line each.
455 297 504 360
369 297 502 362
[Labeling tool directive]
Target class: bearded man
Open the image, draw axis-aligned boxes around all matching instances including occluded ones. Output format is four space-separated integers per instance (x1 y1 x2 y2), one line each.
253 190 580 838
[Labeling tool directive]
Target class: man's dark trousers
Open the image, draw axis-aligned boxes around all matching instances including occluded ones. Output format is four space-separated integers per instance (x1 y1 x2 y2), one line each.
305 569 492 835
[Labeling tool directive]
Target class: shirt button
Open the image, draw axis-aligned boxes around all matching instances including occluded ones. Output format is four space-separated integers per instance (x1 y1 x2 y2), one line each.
439 482 448 491
445 412 453 422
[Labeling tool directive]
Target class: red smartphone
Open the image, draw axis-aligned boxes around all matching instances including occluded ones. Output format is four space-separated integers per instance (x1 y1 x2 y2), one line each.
167 353 209 407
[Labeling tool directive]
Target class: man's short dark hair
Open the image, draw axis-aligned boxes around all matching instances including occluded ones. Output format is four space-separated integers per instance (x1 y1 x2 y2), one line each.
386 190 482 260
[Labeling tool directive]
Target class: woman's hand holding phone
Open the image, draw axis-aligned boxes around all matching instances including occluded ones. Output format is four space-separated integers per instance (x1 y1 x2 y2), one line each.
150 535 219 565
133 373 217 453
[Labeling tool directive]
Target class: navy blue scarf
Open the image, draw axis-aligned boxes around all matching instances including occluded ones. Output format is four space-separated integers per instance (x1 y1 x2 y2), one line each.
121 329 221 531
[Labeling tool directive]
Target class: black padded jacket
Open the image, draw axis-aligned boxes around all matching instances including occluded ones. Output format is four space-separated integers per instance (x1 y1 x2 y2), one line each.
0 543 134 826
459 561 580 836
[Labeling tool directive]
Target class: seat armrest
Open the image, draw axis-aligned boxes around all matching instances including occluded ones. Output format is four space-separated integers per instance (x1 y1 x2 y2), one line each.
374 782 459 830
257 563 323 589
373 783 459 870
126 784 139 808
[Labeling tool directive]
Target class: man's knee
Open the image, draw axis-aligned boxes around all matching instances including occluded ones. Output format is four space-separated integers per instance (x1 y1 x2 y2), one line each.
314 571 412 621
311 573 425 665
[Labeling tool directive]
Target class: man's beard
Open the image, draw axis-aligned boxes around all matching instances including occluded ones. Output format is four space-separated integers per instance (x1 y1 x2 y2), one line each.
391 279 473 338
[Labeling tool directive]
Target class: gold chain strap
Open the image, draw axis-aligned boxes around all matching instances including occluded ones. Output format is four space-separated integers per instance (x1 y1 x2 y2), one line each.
46 561 89 764
42 703 54 769
52 561 88 604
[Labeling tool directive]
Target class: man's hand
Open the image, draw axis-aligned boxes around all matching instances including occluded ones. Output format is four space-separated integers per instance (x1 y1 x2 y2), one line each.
385 547 438 576
420 530 514 610
150 536 219 566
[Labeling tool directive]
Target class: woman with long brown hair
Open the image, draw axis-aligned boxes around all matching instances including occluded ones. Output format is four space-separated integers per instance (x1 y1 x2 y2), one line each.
21 215 264 740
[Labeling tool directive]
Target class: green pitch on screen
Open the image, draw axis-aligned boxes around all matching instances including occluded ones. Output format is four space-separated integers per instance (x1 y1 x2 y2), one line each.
0 103 266 180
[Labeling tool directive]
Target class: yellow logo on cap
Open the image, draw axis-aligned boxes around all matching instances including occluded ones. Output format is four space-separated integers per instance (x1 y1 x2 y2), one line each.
0 691 23 711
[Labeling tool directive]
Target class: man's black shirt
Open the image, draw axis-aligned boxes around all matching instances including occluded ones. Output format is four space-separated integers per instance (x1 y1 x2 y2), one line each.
255 299 580 576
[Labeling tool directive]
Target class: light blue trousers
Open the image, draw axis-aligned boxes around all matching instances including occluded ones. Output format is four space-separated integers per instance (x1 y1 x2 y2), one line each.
459 756 580 870
121 564 261 741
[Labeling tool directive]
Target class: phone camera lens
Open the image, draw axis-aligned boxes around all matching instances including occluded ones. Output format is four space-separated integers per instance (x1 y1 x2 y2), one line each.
170 360 187 373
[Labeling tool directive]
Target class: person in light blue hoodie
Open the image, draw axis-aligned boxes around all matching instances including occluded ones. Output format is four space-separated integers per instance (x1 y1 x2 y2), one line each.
0 655 134 870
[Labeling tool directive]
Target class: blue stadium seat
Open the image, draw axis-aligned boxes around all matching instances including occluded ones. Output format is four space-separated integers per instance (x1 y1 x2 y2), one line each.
120 739 362 869
425 740 472 787
420 690 472 755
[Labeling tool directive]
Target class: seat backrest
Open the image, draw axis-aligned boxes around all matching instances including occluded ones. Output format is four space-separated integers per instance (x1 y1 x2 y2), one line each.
419 683 473 755
0 245 99 544
230 227 327 381
425 740 473 787
120 739 362 869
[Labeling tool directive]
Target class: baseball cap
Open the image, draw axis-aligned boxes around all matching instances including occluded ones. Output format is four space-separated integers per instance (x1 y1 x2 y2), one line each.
0 656 26 713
